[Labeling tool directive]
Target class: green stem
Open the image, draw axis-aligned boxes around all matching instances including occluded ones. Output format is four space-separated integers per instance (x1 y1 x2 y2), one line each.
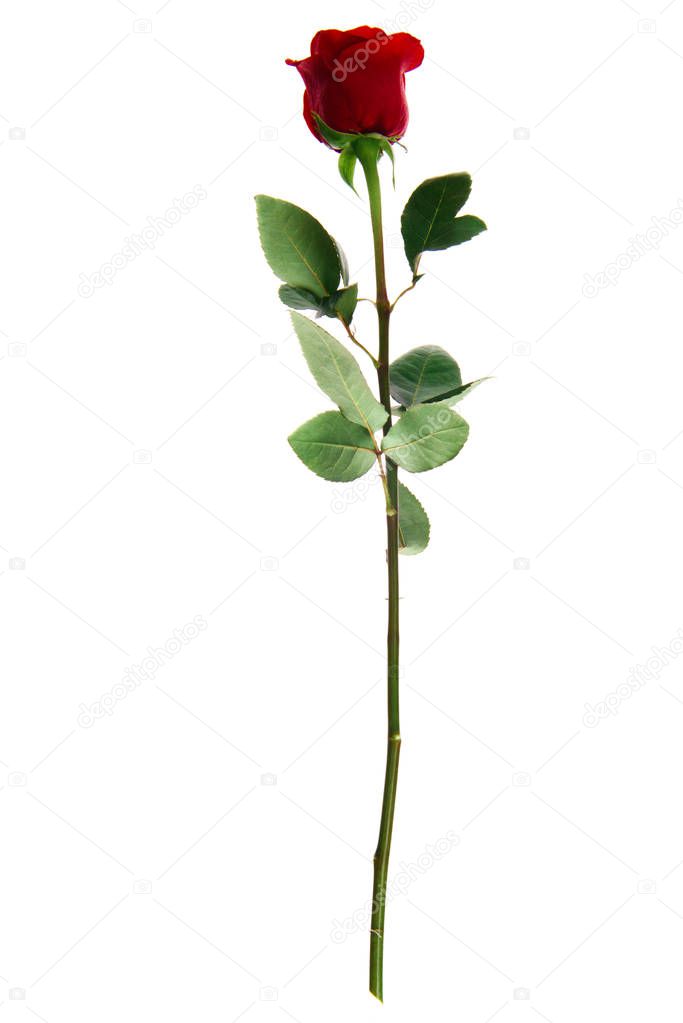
357 139 400 1003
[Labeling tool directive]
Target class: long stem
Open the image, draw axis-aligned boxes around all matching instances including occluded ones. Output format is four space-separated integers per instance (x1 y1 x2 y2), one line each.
357 139 400 1003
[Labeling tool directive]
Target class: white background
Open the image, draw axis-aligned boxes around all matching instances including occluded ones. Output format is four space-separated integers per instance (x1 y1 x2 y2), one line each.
2 0 683 1019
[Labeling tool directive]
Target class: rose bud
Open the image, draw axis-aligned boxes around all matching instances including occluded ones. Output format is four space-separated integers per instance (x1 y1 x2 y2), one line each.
286 26 424 145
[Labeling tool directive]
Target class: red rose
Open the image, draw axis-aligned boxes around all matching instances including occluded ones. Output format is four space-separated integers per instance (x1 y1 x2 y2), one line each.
286 27 424 144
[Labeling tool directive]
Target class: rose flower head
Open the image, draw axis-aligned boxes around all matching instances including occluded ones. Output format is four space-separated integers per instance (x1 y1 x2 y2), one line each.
286 26 424 145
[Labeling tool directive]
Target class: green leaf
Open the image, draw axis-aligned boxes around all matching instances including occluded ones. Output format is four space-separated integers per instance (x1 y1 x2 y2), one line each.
427 377 488 407
401 174 487 275
334 239 350 286
382 405 469 473
398 482 430 555
338 147 358 193
390 345 462 407
278 284 324 313
312 113 361 151
290 312 387 434
255 195 341 298
432 214 487 251
279 283 358 323
391 378 486 417
332 283 358 323
289 411 376 482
